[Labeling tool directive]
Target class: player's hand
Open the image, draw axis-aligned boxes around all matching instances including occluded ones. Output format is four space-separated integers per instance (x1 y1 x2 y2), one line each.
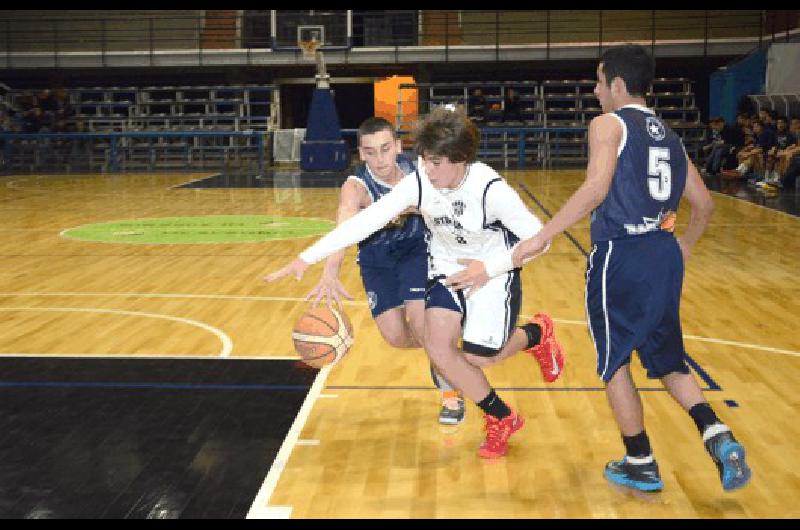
305 273 354 308
264 257 309 283
512 236 550 268
444 259 489 298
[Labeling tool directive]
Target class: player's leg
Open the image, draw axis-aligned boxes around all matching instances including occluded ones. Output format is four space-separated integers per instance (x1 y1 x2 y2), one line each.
587 239 663 492
396 248 464 424
458 270 564 382
641 245 751 492
373 306 418 348
463 313 564 383
401 297 465 424
424 282 524 458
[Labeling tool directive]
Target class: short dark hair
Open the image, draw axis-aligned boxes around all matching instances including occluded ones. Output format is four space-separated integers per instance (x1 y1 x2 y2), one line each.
414 107 480 163
357 117 397 145
710 116 724 124
776 115 788 123
751 118 764 128
599 44 655 97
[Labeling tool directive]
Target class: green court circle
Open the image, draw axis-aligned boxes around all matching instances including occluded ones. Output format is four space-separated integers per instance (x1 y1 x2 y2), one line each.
62 215 336 244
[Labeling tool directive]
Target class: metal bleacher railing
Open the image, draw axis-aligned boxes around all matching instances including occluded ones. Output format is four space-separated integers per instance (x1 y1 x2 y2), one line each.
0 10 796 60
0 131 265 174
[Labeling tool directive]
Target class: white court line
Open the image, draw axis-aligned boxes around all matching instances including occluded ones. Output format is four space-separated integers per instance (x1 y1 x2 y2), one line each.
0 307 233 358
0 354 300 360
2 292 798 359
246 363 334 520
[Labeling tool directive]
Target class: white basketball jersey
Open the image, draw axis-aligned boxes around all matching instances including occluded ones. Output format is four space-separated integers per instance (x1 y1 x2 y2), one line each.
415 160 543 277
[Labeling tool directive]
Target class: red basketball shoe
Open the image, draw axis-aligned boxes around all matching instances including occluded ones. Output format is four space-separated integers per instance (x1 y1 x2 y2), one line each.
478 410 525 459
526 312 564 383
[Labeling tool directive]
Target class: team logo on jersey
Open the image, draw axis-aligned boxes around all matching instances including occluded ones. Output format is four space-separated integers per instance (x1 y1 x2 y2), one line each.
452 200 466 216
646 117 666 141
367 291 377 311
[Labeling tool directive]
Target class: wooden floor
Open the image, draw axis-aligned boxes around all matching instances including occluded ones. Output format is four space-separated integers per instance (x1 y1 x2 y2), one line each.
1 170 798 518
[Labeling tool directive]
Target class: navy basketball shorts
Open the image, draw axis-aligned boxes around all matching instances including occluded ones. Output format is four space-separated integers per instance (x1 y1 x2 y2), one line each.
585 231 690 382
359 250 428 318
425 269 521 356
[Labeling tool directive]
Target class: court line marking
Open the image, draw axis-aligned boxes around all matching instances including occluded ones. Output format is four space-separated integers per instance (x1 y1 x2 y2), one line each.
1 292 798 359
0 354 300 360
0 307 233 358
246 363 334 520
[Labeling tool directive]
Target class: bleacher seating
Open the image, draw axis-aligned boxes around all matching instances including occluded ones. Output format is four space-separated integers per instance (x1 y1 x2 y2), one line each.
748 94 800 119
400 78 706 167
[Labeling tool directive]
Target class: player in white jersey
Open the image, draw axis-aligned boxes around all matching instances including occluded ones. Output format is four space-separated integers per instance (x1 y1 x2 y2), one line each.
304 117 463 425
266 108 565 458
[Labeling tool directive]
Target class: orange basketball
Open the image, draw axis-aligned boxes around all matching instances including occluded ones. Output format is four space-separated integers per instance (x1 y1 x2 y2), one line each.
292 306 354 368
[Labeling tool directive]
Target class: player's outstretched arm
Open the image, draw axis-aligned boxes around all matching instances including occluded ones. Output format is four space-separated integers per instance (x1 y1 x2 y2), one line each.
305 179 364 307
513 114 620 266
263 174 418 287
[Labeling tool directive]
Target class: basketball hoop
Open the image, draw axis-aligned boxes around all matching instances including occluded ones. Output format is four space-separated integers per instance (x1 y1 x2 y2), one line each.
299 38 320 60
299 37 330 89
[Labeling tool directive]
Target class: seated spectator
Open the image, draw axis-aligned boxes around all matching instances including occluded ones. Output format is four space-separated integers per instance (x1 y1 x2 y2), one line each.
468 88 486 124
736 112 753 137
732 119 775 181
763 116 797 185
37 89 60 132
702 117 744 176
768 117 800 189
502 88 522 123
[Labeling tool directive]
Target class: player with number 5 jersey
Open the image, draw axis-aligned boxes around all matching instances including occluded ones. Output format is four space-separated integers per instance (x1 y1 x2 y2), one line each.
512 44 751 493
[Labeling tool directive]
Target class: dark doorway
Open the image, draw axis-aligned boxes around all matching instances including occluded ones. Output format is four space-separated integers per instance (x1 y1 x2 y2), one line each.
280 83 374 131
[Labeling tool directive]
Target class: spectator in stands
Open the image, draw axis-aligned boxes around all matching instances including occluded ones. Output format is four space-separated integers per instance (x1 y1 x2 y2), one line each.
731 119 775 182
37 89 60 132
16 92 42 133
701 117 743 176
757 109 778 132
469 88 486 124
502 88 522 124
766 117 800 189
763 116 797 185
736 112 753 137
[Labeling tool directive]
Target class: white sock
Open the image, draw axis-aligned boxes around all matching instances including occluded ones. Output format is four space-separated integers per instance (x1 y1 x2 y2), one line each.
702 423 731 443
625 454 655 465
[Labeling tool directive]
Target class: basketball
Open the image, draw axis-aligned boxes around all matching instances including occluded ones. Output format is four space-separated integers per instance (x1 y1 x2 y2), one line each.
292 306 354 368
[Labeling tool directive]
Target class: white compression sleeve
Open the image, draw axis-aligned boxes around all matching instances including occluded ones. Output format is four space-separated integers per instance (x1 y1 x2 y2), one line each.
299 173 419 265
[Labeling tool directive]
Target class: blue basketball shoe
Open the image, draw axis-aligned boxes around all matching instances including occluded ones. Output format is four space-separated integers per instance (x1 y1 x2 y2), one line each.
604 457 664 492
705 430 751 491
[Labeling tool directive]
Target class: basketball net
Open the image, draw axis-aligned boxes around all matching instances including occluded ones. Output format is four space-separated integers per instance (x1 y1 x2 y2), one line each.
300 38 330 90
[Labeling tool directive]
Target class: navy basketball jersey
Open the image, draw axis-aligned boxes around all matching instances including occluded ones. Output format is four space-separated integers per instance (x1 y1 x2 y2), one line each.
352 153 427 266
590 105 688 243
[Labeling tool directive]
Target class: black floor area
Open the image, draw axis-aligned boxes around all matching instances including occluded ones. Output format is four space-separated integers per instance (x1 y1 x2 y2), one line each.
0 358 318 519
703 174 800 217
178 171 349 189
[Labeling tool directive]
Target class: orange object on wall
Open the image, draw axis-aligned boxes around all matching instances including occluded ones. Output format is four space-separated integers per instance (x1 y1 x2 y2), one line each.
374 75 417 136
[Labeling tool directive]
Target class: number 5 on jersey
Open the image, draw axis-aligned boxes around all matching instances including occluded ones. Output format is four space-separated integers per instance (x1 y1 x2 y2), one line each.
648 147 671 201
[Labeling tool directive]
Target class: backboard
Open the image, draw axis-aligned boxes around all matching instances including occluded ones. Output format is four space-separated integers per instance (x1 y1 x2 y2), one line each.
271 10 352 52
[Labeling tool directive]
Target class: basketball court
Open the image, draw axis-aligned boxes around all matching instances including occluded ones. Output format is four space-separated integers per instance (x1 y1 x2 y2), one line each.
0 168 798 518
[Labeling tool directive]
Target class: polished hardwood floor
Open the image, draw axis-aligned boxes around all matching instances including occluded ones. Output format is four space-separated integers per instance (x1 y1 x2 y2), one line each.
0 170 798 518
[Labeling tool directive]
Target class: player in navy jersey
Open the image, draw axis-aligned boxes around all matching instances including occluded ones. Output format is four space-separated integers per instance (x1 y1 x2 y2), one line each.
304 117 465 425
513 44 751 493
